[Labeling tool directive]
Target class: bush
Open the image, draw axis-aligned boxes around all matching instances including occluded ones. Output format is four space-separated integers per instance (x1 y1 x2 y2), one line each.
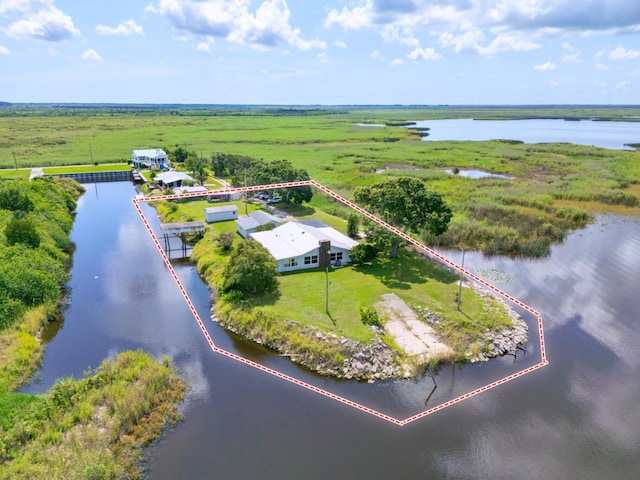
359 306 382 327
214 231 235 251
350 243 378 265
5 217 40 248
347 213 360 238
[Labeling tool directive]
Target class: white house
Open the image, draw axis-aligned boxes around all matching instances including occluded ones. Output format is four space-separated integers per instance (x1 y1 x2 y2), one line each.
155 171 193 189
250 221 358 273
132 149 168 169
205 205 239 223
236 211 282 238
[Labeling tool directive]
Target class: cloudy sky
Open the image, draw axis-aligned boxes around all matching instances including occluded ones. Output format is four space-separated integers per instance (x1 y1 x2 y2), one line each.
1 0 639 104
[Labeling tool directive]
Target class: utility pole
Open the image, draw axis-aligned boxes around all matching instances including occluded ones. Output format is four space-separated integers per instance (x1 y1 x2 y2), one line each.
457 247 466 310
325 267 329 315
243 167 248 215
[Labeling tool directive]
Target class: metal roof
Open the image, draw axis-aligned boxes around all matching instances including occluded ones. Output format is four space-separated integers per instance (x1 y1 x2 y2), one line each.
132 149 167 158
236 211 282 230
155 171 193 184
205 205 238 214
250 222 358 260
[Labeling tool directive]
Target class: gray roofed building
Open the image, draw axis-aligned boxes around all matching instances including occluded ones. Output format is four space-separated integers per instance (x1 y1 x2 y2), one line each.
205 205 239 223
236 211 283 238
155 171 193 188
250 221 358 273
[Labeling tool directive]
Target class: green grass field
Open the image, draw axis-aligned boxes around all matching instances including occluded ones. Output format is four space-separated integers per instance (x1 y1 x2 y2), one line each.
2 104 639 256
43 163 131 174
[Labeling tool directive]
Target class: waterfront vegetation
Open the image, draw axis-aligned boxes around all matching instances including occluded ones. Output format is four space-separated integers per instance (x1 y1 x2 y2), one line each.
0 178 186 478
0 350 186 479
2 105 639 256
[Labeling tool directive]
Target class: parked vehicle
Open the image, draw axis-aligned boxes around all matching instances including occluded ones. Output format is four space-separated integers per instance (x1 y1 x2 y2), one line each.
267 196 282 204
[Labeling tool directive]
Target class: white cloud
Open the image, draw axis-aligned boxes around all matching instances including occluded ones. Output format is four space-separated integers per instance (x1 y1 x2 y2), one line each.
609 45 640 61
150 0 326 51
407 47 441 61
478 33 540 56
630 67 640 77
370 49 385 61
323 0 640 61
325 2 372 30
562 52 579 62
593 80 608 87
595 63 609 71
81 48 102 61
439 30 485 54
550 80 560 87
0 44 9 55
2 0 80 41
381 24 419 47
197 42 212 53
391 57 403 66
333 40 347 48
534 61 557 71
317 51 328 63
96 19 143 36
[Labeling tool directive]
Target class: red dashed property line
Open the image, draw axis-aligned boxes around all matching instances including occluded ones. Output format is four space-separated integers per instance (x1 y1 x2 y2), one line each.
132 199 216 349
212 346 404 426
133 180 549 425
400 361 547 425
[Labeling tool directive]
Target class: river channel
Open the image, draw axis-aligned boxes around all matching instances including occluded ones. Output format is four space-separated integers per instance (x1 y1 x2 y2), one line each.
20 179 640 479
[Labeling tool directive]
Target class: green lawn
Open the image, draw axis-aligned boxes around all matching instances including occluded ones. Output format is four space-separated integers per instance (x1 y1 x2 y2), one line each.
0 169 31 180
43 163 131 174
248 248 511 349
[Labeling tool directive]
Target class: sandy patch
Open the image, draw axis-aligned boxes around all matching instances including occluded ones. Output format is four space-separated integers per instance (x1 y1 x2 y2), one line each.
376 293 453 361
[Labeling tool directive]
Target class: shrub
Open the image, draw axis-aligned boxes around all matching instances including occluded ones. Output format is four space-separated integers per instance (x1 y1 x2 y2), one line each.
360 306 382 327
5 217 40 248
349 243 378 265
347 213 360 238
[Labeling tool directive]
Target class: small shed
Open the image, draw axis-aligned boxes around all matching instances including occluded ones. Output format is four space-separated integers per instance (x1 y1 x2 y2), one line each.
205 205 239 223
236 211 283 238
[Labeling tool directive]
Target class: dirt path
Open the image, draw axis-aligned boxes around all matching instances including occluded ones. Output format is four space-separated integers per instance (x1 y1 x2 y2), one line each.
376 293 453 361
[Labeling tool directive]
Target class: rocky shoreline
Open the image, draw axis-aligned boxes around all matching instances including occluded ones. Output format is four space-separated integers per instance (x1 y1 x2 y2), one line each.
212 281 528 382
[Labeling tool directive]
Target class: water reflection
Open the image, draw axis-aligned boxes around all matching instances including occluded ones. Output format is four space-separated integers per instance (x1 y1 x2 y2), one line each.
20 182 640 478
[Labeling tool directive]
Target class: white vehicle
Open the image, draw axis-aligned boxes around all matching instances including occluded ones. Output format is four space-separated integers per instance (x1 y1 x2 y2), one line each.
267 196 282 204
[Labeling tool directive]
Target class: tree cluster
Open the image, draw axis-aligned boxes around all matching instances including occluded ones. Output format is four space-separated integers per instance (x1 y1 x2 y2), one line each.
354 177 452 259
220 240 279 297
210 152 313 205
0 178 82 329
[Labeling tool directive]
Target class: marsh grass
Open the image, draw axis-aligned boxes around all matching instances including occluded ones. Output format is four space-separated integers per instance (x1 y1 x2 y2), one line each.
0 350 186 479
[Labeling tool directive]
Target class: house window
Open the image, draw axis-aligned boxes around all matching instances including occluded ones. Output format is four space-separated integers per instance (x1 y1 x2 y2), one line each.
330 252 343 262
304 255 318 265
284 258 298 268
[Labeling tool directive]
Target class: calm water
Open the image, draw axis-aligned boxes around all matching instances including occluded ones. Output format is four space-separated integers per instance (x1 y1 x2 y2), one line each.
22 182 640 479
413 118 640 150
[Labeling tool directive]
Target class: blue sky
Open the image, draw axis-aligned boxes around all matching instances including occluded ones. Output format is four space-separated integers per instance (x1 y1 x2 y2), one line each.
1 0 639 104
